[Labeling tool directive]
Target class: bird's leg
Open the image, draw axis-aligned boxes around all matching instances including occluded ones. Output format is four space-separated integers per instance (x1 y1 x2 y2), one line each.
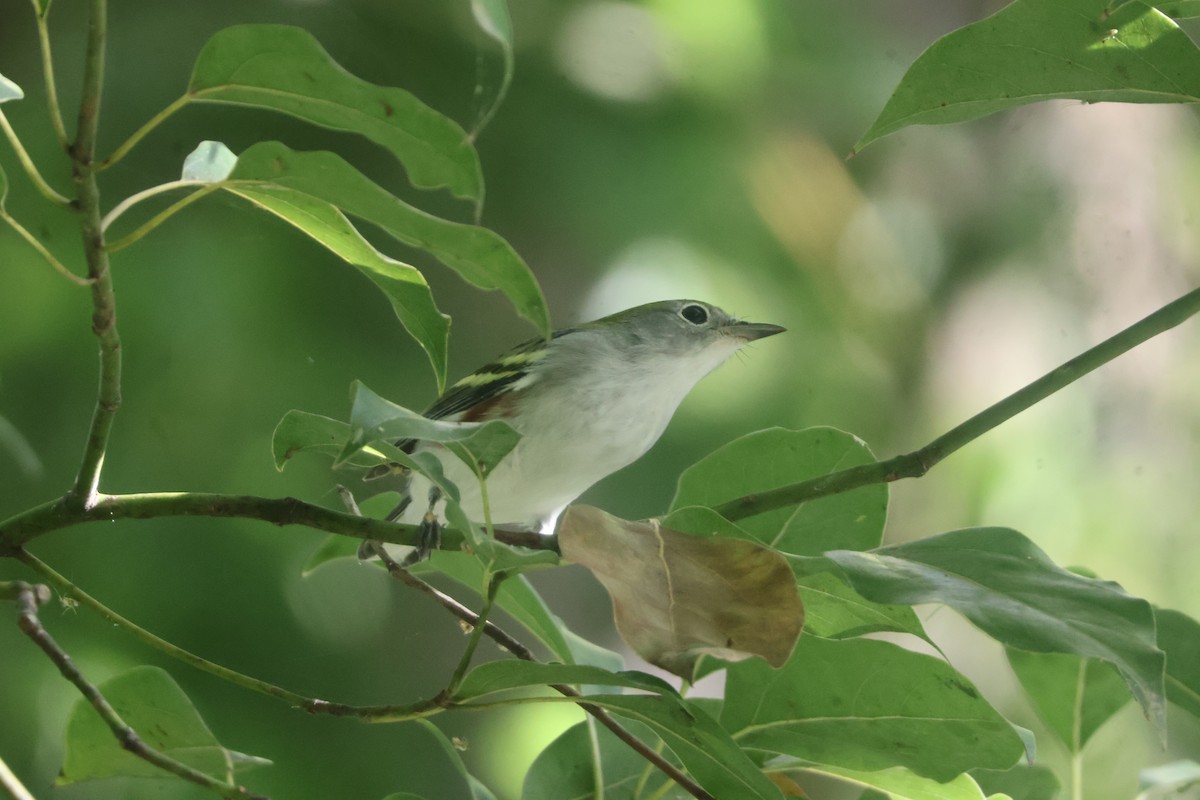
402 486 443 567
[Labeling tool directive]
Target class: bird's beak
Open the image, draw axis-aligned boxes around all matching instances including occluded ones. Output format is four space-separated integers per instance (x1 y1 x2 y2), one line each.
723 321 786 342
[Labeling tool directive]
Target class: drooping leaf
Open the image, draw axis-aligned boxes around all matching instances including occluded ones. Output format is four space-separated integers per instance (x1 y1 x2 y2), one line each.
228 141 549 336
588 693 784 800
1157 607 1200 719
452 660 676 703
468 0 515 139
796 570 928 641
60 666 269 784
970 764 1061 800
827 528 1166 737
339 381 519 477
672 427 886 556
1005 649 1129 751
722 636 1023 781
558 505 804 680
188 25 483 200
856 0 1200 151
180 142 450 389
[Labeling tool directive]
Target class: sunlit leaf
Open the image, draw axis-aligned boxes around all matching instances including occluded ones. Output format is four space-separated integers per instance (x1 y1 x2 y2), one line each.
722 636 1023 781
1157 607 1200 719
558 505 804 680
524 719 679 800
856 0 1200 151
59 666 269 784
1006 649 1129 751
672 427 886 556
827 528 1166 738
784 764 992 800
188 25 483 200
228 142 549 336
971 764 1061 800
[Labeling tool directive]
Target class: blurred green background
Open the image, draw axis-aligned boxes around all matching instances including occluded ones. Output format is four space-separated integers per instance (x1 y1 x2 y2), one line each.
2 1 1199 798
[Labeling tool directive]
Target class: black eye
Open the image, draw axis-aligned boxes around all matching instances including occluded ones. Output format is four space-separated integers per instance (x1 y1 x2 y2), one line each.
680 304 708 325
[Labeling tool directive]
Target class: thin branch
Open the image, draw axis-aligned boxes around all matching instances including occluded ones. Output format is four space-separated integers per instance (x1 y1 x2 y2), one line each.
0 491 551 553
68 0 120 510
104 183 219 253
9 580 266 800
97 95 188 172
0 109 72 206
101 178 204 232
443 572 504 697
0 209 91 285
716 285 1200 522
0 752 36 800
33 2 70 149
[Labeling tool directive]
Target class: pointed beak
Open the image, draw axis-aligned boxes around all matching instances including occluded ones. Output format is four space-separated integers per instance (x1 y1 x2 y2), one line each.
723 321 786 342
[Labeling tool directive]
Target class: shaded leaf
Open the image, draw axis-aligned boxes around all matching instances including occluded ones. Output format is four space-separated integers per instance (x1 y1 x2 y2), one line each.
796 570 927 641
971 765 1060 800
469 0 515 139
452 660 675 702
1005 649 1129 750
340 381 519 477
722 636 1023 781
590 693 784 800
856 0 1200 151
228 141 549 336
1155 0 1200 17
1157 607 1200 719
60 666 268 784
786 764 992 800
828 528 1166 737
558 505 804 680
672 427 886 556
273 410 360 471
188 25 483 200
410 720 497 800
0 73 22 103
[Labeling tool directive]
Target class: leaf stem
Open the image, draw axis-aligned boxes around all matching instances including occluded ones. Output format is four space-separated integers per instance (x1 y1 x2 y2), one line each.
443 573 505 697
68 0 121 510
33 1 70 150
0 209 91 285
0 108 72 206
101 178 203 232
97 94 188 172
716 286 1200 521
0 752 35 800
9 579 266 800
104 183 220 253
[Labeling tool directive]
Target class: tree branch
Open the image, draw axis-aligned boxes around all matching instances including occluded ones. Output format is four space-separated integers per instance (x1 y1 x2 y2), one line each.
7 579 266 800
68 0 121 510
716 285 1200 522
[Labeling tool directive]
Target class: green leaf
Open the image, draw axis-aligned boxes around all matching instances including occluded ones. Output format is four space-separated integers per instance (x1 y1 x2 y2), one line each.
1006 649 1129 750
785 764 992 800
1153 0 1200 18
590 694 784 800
722 636 1023 781
340 381 519 477
672 427 886 556
410 720 497 800
1157 607 1200 719
827 528 1167 737
228 141 549 337
273 410 361 471
856 0 1200 151
452 661 676 702
796 570 927 641
469 0 515 139
179 141 450 389
1138 761 1200 798
971 765 1061 800
0 73 23 103
188 25 483 200
60 665 269 784
524 719 675 800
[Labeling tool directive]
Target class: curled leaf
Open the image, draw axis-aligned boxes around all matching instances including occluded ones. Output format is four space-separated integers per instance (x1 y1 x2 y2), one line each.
558 505 803 680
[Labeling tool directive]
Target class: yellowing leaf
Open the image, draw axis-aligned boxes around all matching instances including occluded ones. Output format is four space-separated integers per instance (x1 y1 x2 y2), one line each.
558 505 803 680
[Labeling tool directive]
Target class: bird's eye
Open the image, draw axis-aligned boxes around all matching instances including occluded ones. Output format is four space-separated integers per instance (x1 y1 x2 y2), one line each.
680 304 708 325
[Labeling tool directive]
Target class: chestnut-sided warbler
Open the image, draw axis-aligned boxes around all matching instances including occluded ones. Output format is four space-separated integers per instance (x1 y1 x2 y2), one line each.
365 299 784 561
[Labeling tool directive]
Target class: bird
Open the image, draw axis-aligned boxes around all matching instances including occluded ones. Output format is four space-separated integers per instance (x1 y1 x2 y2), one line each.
360 299 784 563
